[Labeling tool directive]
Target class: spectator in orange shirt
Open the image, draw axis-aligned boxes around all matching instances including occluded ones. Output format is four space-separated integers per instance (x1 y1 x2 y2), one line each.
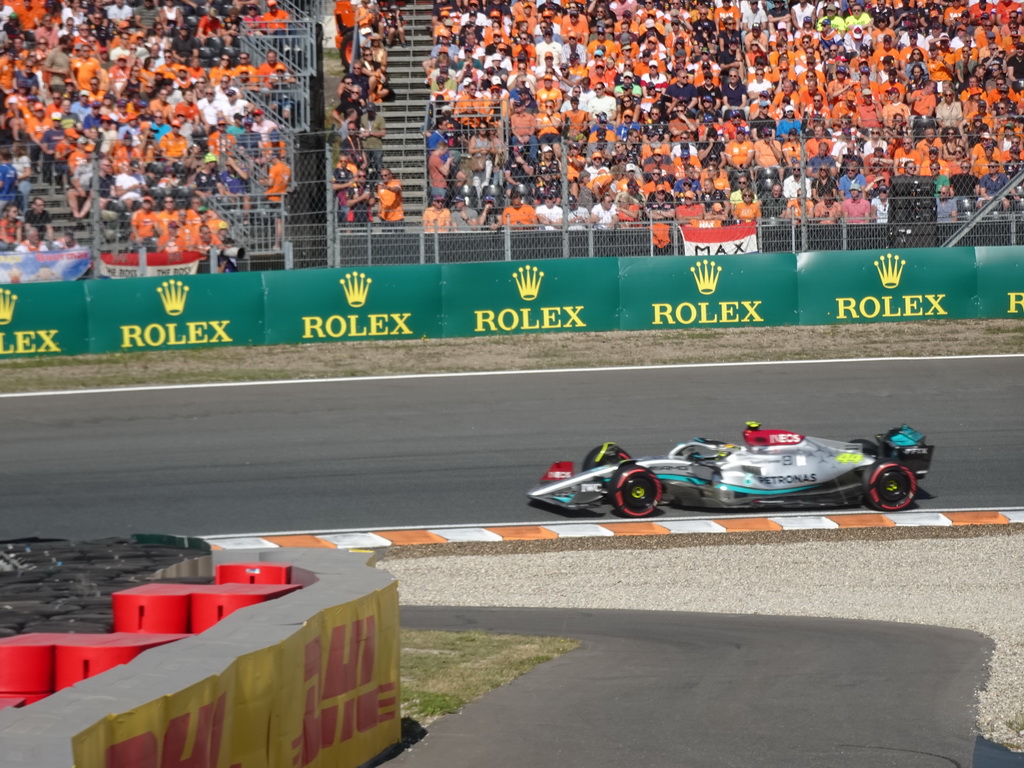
131 196 161 248
374 166 404 229
500 188 538 229
724 126 755 170
265 152 291 248
423 194 453 232
260 0 290 34
159 119 188 158
733 188 762 221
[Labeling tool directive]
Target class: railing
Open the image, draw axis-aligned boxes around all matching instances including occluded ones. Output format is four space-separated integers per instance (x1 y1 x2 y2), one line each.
59 121 1024 274
315 217 1024 268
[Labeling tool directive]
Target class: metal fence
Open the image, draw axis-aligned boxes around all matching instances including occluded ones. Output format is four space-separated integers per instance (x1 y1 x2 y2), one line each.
63 124 1024 275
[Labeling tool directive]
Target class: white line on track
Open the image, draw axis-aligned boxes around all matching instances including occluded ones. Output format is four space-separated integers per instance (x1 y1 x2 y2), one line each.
200 506 1024 540
1 353 1022 399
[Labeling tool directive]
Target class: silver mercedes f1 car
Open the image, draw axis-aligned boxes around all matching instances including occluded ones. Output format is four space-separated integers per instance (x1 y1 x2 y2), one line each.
528 423 934 518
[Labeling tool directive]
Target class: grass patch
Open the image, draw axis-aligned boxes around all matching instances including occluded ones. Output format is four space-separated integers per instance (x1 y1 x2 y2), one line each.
0 319 1022 395
400 629 579 725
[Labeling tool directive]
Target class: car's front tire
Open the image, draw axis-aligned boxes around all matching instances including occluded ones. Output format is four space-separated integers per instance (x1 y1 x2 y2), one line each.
609 463 662 518
863 461 917 511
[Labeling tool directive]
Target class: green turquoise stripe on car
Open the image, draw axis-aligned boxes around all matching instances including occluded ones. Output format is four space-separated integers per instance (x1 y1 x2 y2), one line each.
721 483 822 495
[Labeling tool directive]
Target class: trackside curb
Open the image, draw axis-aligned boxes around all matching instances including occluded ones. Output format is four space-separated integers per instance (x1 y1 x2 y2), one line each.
201 509 1024 550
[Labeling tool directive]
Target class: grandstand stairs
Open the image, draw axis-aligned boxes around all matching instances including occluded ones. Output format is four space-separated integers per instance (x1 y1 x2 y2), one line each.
365 0 433 221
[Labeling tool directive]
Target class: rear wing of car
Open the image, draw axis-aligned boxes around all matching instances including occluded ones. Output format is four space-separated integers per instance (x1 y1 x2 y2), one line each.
878 425 934 479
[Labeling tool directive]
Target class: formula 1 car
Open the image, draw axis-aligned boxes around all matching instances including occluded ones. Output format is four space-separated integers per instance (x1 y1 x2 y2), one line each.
528 423 934 517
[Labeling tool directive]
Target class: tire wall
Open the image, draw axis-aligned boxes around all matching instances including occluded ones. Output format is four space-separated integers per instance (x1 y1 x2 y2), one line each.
0 245 1020 359
0 549 401 768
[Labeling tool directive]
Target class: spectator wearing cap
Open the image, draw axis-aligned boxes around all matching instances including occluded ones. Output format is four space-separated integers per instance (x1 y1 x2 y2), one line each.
560 6 588 42
423 194 453 233
499 188 538 230
535 190 564 230
536 28 562 67
776 105 802 137
159 119 189 159
185 152 218 199
450 194 480 231
222 89 250 122
724 127 755 170
855 88 882 130
260 0 290 35
250 109 279 137
881 86 911 128
841 183 872 222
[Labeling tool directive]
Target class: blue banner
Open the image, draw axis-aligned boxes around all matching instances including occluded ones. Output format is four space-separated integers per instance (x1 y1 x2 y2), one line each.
0 248 92 284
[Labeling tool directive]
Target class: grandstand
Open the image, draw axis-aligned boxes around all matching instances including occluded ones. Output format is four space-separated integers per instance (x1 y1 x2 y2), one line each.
3 0 1024 271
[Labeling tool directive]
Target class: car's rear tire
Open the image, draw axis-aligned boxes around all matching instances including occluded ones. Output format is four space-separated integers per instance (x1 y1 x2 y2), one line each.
609 463 662 518
582 442 631 471
863 461 917 511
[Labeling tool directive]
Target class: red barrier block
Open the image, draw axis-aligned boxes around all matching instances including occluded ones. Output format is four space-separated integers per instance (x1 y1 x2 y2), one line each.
53 633 187 691
0 696 27 710
112 584 194 634
190 584 301 633
215 562 292 585
0 633 69 694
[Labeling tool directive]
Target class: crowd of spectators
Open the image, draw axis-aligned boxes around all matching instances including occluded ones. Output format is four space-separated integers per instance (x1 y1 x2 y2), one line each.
0 0 302 256
415 0 1024 232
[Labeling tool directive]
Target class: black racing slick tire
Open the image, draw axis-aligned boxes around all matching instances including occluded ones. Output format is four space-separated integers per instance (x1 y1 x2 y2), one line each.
863 461 917 512
582 442 631 471
609 464 662 518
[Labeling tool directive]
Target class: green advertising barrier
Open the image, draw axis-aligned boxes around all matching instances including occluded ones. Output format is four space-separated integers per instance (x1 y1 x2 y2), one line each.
85 273 266 354
4 246 1022 360
975 247 1024 318
0 281 89 358
618 252 799 330
262 265 443 344
797 247 978 325
440 258 620 337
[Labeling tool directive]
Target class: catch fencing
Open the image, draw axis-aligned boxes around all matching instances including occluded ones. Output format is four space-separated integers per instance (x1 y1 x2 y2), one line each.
56 125 1024 274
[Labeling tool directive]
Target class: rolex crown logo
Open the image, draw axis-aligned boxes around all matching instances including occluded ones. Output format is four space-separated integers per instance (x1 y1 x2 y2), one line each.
0 288 17 325
340 271 372 308
874 253 906 289
513 265 544 301
690 259 722 295
157 280 190 316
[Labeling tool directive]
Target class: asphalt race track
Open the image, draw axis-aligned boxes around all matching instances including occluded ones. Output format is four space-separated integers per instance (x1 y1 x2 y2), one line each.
397 606 992 768
2 356 1022 540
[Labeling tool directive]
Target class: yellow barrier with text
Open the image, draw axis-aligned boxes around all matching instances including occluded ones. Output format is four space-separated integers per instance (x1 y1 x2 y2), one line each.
71 582 400 768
